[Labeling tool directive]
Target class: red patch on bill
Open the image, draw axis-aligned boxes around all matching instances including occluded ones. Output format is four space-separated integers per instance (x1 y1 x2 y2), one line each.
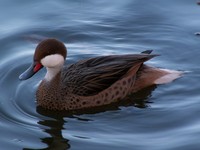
34 63 42 72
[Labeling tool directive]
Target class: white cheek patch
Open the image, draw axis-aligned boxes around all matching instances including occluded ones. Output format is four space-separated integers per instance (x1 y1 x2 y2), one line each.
41 54 64 68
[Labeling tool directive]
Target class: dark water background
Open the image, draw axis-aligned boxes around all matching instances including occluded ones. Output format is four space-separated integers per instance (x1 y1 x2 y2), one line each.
0 0 200 150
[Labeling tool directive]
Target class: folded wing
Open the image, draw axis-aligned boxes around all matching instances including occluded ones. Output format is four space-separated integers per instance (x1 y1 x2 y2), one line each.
61 52 157 96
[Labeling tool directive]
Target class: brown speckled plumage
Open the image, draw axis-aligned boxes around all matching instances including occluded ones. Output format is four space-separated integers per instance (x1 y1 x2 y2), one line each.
19 39 182 111
36 53 156 110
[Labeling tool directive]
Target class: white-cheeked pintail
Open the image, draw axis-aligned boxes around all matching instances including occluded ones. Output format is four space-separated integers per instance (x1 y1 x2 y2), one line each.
19 39 182 111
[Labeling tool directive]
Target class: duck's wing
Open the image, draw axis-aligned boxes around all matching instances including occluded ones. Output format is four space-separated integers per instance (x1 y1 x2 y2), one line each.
61 52 158 96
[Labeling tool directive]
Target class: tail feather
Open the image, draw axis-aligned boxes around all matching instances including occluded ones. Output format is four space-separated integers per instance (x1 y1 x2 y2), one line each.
140 51 181 84
154 69 183 84
132 65 183 92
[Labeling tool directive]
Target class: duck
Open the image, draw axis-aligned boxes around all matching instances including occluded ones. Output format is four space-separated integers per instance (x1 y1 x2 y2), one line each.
19 38 182 111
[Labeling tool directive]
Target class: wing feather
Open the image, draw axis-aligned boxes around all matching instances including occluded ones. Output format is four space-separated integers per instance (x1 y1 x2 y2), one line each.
61 53 157 96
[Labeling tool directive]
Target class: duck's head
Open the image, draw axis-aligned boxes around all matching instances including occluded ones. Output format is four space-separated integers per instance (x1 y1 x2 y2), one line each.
19 38 67 80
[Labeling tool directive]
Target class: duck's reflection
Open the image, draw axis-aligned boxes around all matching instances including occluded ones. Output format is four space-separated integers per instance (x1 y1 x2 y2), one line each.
28 85 156 150
38 118 70 150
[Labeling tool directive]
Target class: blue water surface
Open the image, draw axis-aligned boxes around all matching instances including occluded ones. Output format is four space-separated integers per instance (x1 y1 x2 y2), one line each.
0 0 200 150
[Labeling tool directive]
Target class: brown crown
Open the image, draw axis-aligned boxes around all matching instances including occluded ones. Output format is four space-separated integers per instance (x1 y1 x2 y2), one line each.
34 38 67 62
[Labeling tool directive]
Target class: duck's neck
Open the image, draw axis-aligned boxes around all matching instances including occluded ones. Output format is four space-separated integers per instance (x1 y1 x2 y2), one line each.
44 66 62 82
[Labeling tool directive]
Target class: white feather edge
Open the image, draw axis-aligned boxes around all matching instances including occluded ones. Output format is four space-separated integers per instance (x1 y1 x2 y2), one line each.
154 69 183 84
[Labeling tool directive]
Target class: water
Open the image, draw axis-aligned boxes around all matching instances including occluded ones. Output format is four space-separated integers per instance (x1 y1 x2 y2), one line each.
0 0 200 149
